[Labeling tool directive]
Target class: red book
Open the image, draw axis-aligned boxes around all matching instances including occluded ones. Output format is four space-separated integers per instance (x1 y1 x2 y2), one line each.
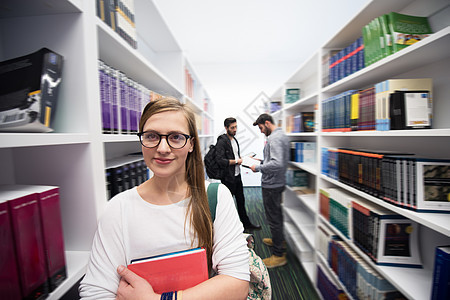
24 185 67 291
1 189 49 299
0 198 22 300
128 247 208 294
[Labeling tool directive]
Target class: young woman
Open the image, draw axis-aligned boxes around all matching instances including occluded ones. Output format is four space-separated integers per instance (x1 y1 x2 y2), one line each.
79 98 249 299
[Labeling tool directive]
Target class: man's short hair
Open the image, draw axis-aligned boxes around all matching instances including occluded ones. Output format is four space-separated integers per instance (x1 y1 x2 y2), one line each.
253 113 273 126
224 117 237 128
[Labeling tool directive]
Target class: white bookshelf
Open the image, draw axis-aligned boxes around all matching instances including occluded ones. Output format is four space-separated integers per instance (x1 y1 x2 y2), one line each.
0 0 214 297
271 0 450 299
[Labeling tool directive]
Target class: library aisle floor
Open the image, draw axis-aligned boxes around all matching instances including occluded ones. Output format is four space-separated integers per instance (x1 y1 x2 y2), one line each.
243 187 320 300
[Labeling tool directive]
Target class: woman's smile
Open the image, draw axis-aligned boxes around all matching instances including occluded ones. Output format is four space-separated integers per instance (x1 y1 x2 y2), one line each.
154 157 173 164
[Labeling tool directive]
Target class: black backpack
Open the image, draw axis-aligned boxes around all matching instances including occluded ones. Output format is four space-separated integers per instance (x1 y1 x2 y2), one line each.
204 144 222 179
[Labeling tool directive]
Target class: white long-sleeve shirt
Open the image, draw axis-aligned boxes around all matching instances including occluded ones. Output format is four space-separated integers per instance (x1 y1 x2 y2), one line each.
79 182 250 299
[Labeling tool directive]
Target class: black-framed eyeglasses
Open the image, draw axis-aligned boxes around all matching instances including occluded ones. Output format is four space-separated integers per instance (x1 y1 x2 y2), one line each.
137 131 191 149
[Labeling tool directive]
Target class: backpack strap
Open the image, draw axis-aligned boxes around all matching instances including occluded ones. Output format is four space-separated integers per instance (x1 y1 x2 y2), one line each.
207 182 219 222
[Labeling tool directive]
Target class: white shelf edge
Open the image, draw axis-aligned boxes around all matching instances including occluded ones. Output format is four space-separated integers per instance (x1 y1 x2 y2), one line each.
300 194 318 214
286 132 318 137
283 92 319 112
102 134 139 143
301 261 316 285
285 221 314 261
183 96 203 113
284 206 316 248
285 186 317 214
0 133 91 148
283 206 315 226
321 175 450 236
288 161 318 175
198 134 214 139
47 250 90 300
321 128 450 137
105 155 144 169
96 20 183 99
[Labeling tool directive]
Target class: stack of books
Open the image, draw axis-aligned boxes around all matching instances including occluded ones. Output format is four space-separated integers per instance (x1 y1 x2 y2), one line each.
328 238 407 299
286 112 315 133
290 141 316 163
324 12 432 86
106 156 149 199
316 264 347 300
321 147 450 213
322 78 432 133
363 12 432 66
98 60 157 134
286 168 309 189
0 185 66 299
284 88 301 104
96 0 137 49
319 188 354 239
185 68 196 99
351 198 421 267
327 37 365 85
320 186 423 267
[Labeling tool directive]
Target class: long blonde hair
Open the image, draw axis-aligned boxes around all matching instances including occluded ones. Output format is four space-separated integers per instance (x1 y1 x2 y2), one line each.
139 98 213 270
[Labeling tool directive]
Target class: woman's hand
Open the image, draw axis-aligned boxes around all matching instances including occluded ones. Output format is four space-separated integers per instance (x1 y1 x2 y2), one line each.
116 265 158 300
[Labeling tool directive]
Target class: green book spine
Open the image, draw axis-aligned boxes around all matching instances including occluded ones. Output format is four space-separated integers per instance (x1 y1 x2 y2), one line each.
371 18 382 62
369 20 376 64
377 16 388 58
362 24 372 66
381 14 393 56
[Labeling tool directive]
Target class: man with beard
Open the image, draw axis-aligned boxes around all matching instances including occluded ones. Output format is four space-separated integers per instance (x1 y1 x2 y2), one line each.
215 117 261 231
250 113 289 268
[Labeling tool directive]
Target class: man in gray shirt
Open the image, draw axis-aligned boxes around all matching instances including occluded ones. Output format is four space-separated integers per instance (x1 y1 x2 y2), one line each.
250 113 289 268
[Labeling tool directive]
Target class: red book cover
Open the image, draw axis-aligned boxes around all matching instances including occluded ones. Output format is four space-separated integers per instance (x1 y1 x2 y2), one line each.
34 186 67 291
2 189 49 299
128 247 208 294
0 199 22 300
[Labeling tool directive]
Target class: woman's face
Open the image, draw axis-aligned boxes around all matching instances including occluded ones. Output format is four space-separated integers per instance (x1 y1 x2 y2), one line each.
141 110 193 179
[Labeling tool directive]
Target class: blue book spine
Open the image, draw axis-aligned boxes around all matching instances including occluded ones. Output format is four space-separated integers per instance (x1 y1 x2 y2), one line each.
329 55 335 85
350 40 356 75
337 94 343 130
345 45 351 77
431 246 450 300
295 142 303 162
345 91 352 130
358 37 365 71
338 50 344 81
321 147 329 175
333 96 338 130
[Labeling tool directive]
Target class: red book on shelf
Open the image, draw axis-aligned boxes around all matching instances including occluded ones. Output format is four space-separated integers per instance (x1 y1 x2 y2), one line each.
128 247 208 294
1 189 49 299
0 199 22 299
33 186 67 291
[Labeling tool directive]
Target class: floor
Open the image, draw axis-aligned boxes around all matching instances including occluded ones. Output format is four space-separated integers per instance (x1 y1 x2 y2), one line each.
243 186 320 300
